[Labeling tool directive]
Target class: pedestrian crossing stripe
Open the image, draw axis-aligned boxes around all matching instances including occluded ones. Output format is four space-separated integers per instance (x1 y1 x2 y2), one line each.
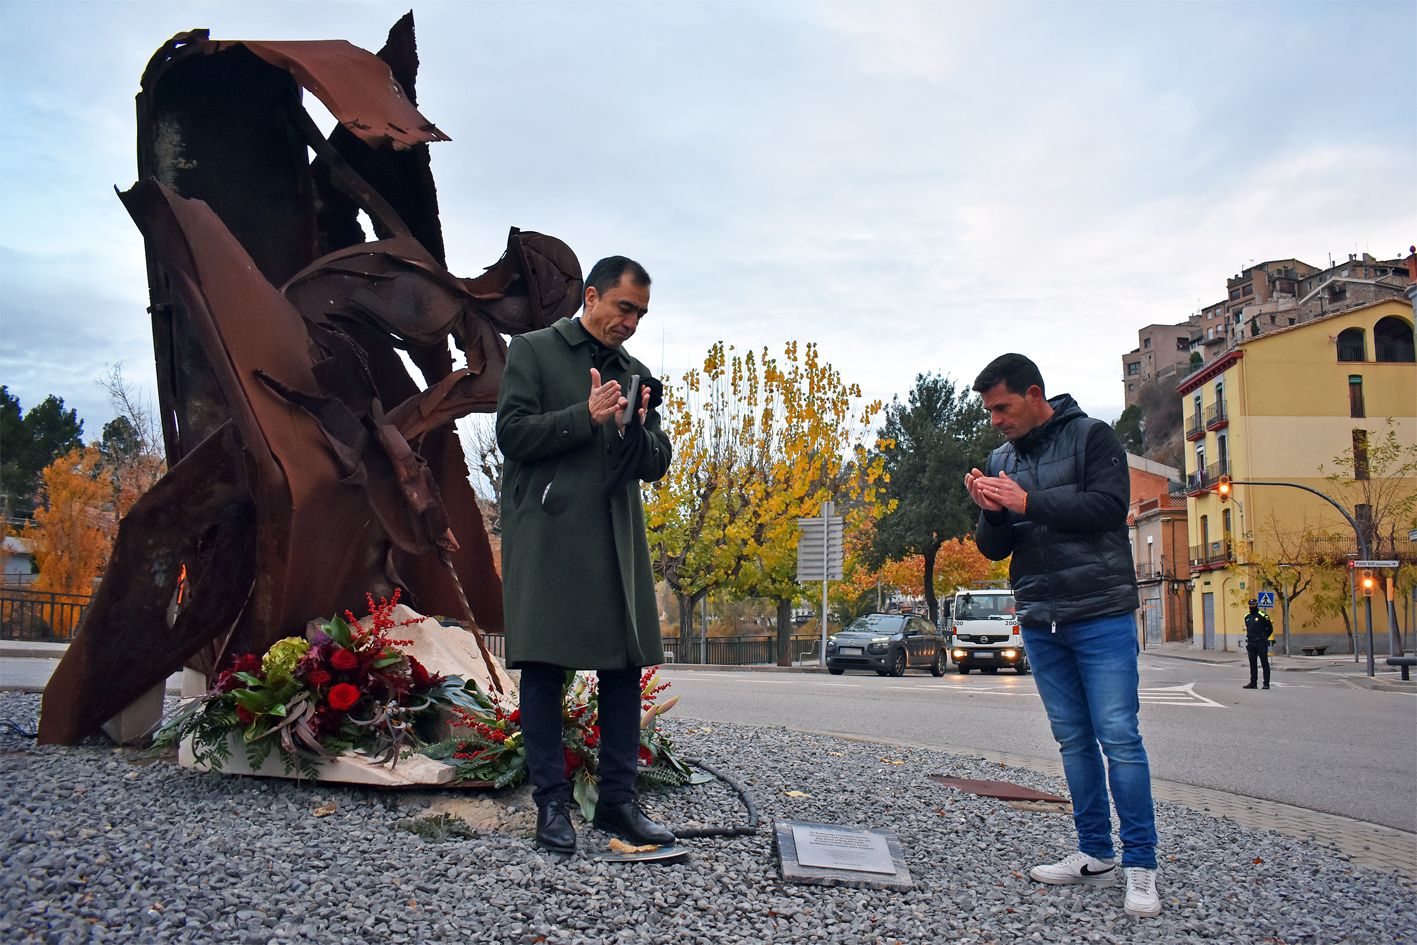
1138 682 1224 708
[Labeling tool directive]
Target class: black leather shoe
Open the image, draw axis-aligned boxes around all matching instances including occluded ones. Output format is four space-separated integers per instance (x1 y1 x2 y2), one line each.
1262 683 1270 689
592 800 675 846
535 799 576 854
1242 683 1257 689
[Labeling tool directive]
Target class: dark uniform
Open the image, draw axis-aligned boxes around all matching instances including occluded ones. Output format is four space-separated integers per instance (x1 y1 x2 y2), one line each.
1243 600 1273 689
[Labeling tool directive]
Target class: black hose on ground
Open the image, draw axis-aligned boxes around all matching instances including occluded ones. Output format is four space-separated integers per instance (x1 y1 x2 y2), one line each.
670 757 759 839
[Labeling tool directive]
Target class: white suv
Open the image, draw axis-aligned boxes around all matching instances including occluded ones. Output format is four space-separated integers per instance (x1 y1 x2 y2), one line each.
947 588 1029 675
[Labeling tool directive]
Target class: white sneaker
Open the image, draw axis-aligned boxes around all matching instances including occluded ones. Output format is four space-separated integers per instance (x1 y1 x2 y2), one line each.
1124 867 1162 917
1028 851 1118 886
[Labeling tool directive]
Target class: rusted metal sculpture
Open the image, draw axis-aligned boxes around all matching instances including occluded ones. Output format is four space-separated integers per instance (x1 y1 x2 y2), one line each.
38 15 579 744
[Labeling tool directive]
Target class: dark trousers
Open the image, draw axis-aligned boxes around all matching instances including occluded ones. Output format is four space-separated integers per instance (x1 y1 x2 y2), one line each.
519 662 642 809
1246 645 1271 686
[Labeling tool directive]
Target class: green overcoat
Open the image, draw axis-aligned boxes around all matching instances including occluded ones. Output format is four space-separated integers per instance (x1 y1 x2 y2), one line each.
495 317 671 669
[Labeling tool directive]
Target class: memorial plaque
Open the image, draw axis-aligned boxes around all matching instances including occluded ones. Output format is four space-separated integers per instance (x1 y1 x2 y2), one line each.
774 820 913 890
791 824 895 874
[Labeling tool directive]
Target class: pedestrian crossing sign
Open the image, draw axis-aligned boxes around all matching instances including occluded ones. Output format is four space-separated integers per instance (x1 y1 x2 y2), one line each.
1257 591 1275 608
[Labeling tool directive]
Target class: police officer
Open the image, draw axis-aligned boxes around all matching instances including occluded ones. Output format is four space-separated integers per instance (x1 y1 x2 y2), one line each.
1242 599 1273 690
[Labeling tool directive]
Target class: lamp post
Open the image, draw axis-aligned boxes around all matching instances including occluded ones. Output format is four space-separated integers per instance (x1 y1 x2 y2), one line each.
1227 479 1376 677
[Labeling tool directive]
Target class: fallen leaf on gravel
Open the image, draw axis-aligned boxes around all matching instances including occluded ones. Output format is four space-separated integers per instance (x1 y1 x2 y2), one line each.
827 751 844 757
312 802 337 817
1252 856 1264 864
609 838 659 853
879 758 904 765
784 790 812 798
406 899 418 909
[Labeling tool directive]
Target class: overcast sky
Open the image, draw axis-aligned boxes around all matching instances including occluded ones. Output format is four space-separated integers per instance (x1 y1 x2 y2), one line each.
1 0 1413 440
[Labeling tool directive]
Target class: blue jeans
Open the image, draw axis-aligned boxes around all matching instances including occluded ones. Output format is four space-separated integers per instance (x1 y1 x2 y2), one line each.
1022 612 1157 869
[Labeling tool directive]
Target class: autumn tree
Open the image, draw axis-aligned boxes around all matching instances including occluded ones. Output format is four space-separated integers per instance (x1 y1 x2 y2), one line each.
645 341 889 660
729 341 889 662
837 521 1002 621
868 373 999 626
25 447 111 605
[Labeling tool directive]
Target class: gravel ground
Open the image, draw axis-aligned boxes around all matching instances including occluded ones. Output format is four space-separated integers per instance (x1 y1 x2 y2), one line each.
2 691 1413 945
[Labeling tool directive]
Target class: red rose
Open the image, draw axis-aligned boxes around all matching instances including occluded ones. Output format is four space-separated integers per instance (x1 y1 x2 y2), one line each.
231 653 261 675
327 683 361 711
306 669 332 687
508 709 521 725
563 748 583 776
584 725 599 749
330 648 359 671
235 706 255 725
638 745 654 765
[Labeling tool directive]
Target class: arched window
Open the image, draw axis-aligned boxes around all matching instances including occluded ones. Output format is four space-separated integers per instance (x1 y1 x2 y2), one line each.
1336 327 1366 362
1374 316 1415 362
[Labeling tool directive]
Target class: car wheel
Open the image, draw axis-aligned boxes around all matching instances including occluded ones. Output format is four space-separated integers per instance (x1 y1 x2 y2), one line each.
1016 658 1031 675
930 650 945 677
889 649 907 677
829 666 845 675
955 664 969 675
981 666 999 675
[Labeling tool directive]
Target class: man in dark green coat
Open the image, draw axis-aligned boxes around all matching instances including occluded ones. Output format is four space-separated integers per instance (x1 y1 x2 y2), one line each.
496 255 673 854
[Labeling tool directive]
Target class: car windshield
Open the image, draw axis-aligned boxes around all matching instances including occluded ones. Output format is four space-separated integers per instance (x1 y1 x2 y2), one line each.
843 614 905 634
954 594 1015 620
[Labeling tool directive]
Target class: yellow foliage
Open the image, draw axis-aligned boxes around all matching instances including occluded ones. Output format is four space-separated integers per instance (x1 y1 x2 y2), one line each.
25 446 111 603
646 339 891 628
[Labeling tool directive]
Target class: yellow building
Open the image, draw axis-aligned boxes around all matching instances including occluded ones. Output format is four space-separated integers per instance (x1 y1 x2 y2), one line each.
1178 298 1416 653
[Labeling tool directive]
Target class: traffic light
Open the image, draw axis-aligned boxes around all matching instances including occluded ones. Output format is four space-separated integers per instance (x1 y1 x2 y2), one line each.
1359 569 1376 596
1216 475 1231 502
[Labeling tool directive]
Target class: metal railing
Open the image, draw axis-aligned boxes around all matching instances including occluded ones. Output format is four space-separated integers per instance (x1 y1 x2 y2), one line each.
478 633 822 666
1204 399 1228 428
1184 460 1230 495
1188 540 1234 570
1184 412 1205 440
0 586 92 641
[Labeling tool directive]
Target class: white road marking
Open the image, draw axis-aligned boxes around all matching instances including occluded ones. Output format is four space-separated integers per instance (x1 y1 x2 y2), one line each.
1138 682 1225 708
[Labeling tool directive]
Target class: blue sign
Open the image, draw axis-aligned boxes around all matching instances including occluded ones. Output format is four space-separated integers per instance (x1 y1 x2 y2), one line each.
1257 591 1276 608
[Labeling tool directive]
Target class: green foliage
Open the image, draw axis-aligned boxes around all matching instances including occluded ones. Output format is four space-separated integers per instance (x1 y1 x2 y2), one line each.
1113 404 1144 454
869 373 1000 623
0 388 84 518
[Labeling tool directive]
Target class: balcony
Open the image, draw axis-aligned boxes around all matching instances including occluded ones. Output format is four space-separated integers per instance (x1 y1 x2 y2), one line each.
1299 536 1417 565
1184 461 1229 497
1184 411 1205 441
1204 399 1228 431
1189 539 1234 572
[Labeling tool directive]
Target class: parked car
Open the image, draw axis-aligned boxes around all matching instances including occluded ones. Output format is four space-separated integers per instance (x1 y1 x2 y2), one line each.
946 586 1029 674
825 613 946 677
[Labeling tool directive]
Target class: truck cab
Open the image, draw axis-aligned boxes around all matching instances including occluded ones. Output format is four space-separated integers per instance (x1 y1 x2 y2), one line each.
946 587 1029 674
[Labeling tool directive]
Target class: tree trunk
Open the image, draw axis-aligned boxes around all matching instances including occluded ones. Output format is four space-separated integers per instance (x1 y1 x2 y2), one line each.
923 540 942 626
677 593 694 663
775 596 793 666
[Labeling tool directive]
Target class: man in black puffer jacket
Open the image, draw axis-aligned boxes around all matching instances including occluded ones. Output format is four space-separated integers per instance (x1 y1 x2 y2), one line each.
965 353 1161 919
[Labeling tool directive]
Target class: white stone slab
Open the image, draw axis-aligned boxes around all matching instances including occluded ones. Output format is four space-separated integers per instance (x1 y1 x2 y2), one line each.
180 733 456 786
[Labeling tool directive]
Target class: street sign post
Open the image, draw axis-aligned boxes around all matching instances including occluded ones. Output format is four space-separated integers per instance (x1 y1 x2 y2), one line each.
1351 560 1400 569
797 501 844 667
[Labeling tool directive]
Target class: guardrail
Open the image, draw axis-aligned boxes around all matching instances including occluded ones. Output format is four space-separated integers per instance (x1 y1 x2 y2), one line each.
0 586 92 641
